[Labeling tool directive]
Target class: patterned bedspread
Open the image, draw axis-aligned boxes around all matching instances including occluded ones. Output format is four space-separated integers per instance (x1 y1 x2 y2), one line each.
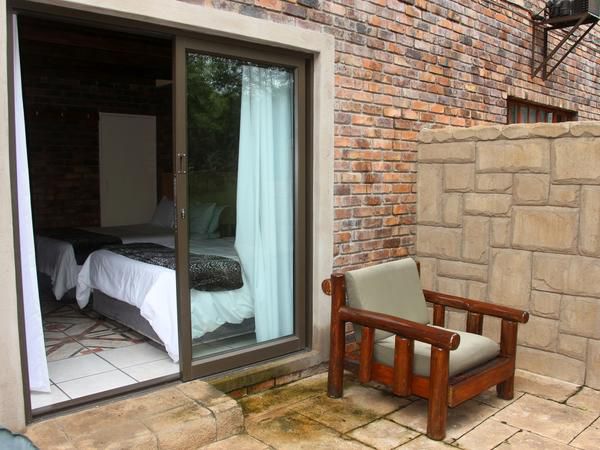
106 243 243 291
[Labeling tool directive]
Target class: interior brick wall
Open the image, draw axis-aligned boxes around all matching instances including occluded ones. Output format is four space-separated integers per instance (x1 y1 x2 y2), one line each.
416 121 600 388
19 18 172 229
179 0 600 270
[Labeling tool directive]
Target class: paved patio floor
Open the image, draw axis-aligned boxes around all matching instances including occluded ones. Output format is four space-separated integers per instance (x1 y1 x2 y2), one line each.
202 369 600 450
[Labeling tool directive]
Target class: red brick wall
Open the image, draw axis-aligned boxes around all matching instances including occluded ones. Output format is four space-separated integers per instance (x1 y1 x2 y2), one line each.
179 0 600 270
20 17 172 229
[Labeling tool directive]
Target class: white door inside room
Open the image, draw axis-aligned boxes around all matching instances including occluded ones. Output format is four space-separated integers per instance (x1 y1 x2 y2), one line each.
99 113 157 226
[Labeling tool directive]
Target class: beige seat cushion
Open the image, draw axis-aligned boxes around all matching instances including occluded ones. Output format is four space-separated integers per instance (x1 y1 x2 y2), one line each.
345 258 428 341
373 326 500 377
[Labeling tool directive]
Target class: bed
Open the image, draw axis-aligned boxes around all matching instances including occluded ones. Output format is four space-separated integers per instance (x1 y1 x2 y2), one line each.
35 223 174 300
75 236 254 362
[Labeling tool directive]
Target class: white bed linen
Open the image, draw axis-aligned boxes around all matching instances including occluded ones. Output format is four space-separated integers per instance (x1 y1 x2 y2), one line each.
76 237 254 362
35 224 173 299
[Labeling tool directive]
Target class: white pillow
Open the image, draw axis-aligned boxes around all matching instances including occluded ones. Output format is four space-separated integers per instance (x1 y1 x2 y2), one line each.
190 202 216 236
207 205 227 236
151 197 175 228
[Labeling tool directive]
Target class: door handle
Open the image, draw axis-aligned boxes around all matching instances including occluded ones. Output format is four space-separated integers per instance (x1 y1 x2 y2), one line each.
177 153 187 174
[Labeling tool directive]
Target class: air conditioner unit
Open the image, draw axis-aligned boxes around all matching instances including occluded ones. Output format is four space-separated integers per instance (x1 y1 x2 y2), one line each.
548 0 600 18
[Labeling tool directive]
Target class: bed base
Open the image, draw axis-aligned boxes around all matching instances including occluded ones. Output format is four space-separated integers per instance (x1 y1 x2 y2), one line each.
92 290 255 348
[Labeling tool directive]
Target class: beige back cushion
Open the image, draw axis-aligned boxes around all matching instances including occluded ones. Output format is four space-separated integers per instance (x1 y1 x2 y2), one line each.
345 258 429 341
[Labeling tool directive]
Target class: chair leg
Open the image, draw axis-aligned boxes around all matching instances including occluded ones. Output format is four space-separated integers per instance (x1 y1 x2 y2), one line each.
327 274 346 398
427 347 449 441
327 317 345 398
497 320 517 400
497 376 514 400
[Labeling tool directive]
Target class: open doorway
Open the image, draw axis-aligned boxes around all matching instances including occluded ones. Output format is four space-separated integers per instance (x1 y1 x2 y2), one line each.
15 9 307 414
18 16 180 410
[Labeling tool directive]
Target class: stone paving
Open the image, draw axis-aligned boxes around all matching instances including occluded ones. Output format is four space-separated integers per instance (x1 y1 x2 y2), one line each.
207 369 600 450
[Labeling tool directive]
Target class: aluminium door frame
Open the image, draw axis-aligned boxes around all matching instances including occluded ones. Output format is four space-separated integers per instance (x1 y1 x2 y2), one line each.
174 36 310 381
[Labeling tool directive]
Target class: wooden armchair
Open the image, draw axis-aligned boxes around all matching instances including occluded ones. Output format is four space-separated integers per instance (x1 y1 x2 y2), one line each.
321 258 529 441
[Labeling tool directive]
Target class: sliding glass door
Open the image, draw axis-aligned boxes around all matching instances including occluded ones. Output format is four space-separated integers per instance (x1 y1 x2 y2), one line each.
174 38 308 380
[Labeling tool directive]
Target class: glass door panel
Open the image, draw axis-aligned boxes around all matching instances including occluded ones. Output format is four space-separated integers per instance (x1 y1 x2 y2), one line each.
175 38 307 380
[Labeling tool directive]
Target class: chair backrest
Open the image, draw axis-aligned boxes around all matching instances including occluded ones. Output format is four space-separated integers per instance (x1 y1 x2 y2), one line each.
345 258 429 341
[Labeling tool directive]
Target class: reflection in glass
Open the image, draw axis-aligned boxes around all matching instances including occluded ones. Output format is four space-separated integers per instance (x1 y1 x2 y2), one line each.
186 52 295 359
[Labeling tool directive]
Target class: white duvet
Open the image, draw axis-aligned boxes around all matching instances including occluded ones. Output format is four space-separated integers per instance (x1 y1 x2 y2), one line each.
35 224 173 299
76 237 254 362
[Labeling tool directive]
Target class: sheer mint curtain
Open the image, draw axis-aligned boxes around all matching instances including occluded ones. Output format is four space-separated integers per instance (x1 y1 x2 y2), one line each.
235 65 294 342
13 15 50 392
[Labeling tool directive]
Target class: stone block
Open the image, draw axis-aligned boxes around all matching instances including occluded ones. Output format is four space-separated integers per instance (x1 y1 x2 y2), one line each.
549 184 579 207
512 207 578 252
513 174 549 205
570 121 600 137
558 334 587 361
516 346 585 384
533 253 600 297
467 281 487 300
417 128 434 143
475 173 513 193
491 218 511 248
518 315 558 351
552 137 600 184
482 316 501 343
489 249 531 309
586 339 600 389
442 193 462 227
464 193 511 216
452 125 502 141
477 139 550 173
560 295 600 339
444 164 474 192
580 186 600 256
209 398 244 441
445 309 467 331
416 257 436 290
437 277 466 297
462 216 490 263
530 290 561 319
417 163 443 224
143 404 216 450
501 124 531 139
530 122 570 138
438 260 487 282
418 142 475 162
416 226 462 259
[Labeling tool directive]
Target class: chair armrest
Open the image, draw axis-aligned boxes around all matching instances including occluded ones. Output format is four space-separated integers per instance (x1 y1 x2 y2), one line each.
423 290 529 323
338 305 460 351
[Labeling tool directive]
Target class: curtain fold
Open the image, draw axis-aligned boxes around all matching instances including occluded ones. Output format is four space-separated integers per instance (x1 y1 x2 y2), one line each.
235 65 294 342
13 14 50 393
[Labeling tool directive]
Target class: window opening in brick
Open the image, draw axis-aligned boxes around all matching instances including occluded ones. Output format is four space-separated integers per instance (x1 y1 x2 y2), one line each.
507 98 577 124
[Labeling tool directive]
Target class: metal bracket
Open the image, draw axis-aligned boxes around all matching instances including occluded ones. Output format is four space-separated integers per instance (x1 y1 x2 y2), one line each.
532 13 599 80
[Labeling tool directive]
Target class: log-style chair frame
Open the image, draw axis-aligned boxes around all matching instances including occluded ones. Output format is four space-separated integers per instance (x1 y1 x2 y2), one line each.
322 271 529 441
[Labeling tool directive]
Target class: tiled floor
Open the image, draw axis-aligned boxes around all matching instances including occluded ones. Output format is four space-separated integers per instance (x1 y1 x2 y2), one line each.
208 369 600 450
31 341 180 409
31 295 180 409
32 295 256 410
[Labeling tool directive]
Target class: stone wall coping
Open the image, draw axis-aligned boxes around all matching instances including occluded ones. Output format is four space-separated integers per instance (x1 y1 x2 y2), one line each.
418 121 600 144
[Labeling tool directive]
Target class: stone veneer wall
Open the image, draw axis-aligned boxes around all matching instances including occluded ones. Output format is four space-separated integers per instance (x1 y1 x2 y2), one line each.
416 121 600 388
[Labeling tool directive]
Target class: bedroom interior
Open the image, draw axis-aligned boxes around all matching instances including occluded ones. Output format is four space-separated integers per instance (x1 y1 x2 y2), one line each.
17 15 294 411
